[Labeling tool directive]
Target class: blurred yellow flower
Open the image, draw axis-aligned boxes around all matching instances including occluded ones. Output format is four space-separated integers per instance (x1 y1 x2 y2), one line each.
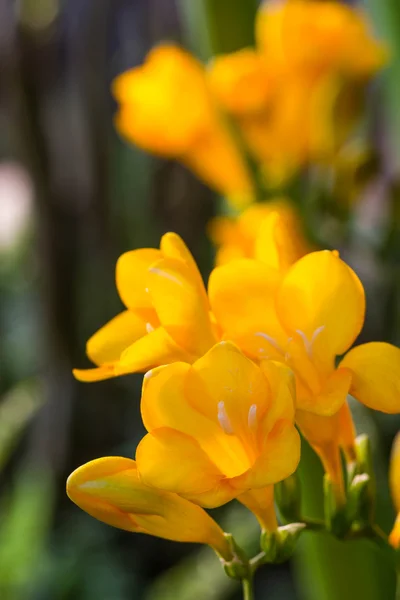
256 0 386 79
67 456 233 560
73 233 219 382
136 342 300 508
389 432 400 549
113 45 254 209
208 200 309 269
207 0 386 183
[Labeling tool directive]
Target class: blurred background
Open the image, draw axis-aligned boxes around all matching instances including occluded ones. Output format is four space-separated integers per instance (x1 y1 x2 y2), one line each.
1 0 400 599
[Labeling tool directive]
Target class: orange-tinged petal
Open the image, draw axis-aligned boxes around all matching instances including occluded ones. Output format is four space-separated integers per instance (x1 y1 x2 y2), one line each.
208 48 274 115
238 486 278 531
208 259 285 347
186 342 270 455
390 432 400 513
254 211 302 271
337 401 357 463
259 360 296 429
116 248 162 310
118 326 189 373
276 250 365 370
86 310 147 366
296 409 345 504
296 367 352 416
389 513 400 550
148 257 216 357
141 360 251 478
341 342 400 414
136 428 235 508
67 457 232 558
73 364 119 383
231 419 301 490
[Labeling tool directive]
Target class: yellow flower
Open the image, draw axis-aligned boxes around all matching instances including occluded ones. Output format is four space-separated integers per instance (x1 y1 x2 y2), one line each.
389 432 400 549
208 200 309 269
113 45 254 209
256 0 386 79
67 456 233 560
135 342 300 508
209 250 400 500
207 1 386 183
73 233 219 382
209 249 400 416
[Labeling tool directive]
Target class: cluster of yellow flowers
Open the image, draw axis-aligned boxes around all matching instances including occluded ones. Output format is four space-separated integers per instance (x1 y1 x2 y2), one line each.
68 216 400 554
66 0 400 582
113 0 385 205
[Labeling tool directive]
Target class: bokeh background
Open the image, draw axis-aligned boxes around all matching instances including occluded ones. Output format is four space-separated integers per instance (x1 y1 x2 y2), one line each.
1 0 400 599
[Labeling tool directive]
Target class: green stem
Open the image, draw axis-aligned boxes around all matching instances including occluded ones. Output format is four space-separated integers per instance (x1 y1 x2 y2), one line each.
242 576 255 600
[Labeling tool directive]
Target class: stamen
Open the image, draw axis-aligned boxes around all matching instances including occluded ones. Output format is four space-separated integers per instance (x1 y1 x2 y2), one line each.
217 401 234 435
255 332 285 355
149 267 183 286
296 326 325 358
146 322 154 334
248 404 258 431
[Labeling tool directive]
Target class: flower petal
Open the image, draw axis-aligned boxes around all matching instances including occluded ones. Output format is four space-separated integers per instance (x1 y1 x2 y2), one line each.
276 250 365 369
67 457 232 557
141 360 249 478
238 486 277 531
118 326 189 373
341 342 400 413
231 420 301 490
86 310 147 366
136 428 235 508
296 367 352 416
187 342 270 455
208 259 286 351
73 364 119 382
390 432 400 513
116 248 162 311
148 256 216 357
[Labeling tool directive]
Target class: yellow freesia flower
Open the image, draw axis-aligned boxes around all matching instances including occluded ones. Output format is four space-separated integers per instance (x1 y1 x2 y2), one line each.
208 0 386 183
208 200 309 269
67 456 233 560
389 432 400 549
209 250 400 500
209 249 400 416
113 45 254 209
73 233 219 382
256 0 386 79
135 342 300 508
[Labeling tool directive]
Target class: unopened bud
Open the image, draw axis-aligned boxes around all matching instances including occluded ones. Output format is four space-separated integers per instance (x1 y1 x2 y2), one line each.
275 473 302 523
324 475 350 537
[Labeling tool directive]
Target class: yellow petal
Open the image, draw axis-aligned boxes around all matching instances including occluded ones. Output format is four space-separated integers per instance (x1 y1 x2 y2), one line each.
141 360 250 478
116 248 162 311
67 457 232 558
297 367 352 416
208 259 286 350
337 401 357 463
160 232 201 279
148 256 216 357
259 360 296 429
276 250 365 370
118 326 189 373
238 486 278 531
208 48 274 115
231 420 301 490
296 409 345 505
136 428 235 508
73 365 118 383
187 342 270 454
254 211 303 271
390 433 400 513
389 513 400 550
341 342 400 413
86 310 147 366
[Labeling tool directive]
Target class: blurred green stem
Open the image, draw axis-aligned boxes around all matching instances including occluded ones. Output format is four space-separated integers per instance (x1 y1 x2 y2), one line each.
242 576 254 600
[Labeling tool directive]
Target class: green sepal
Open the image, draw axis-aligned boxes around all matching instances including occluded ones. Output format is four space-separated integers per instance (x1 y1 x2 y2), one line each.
261 523 306 564
275 473 302 524
222 533 250 580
